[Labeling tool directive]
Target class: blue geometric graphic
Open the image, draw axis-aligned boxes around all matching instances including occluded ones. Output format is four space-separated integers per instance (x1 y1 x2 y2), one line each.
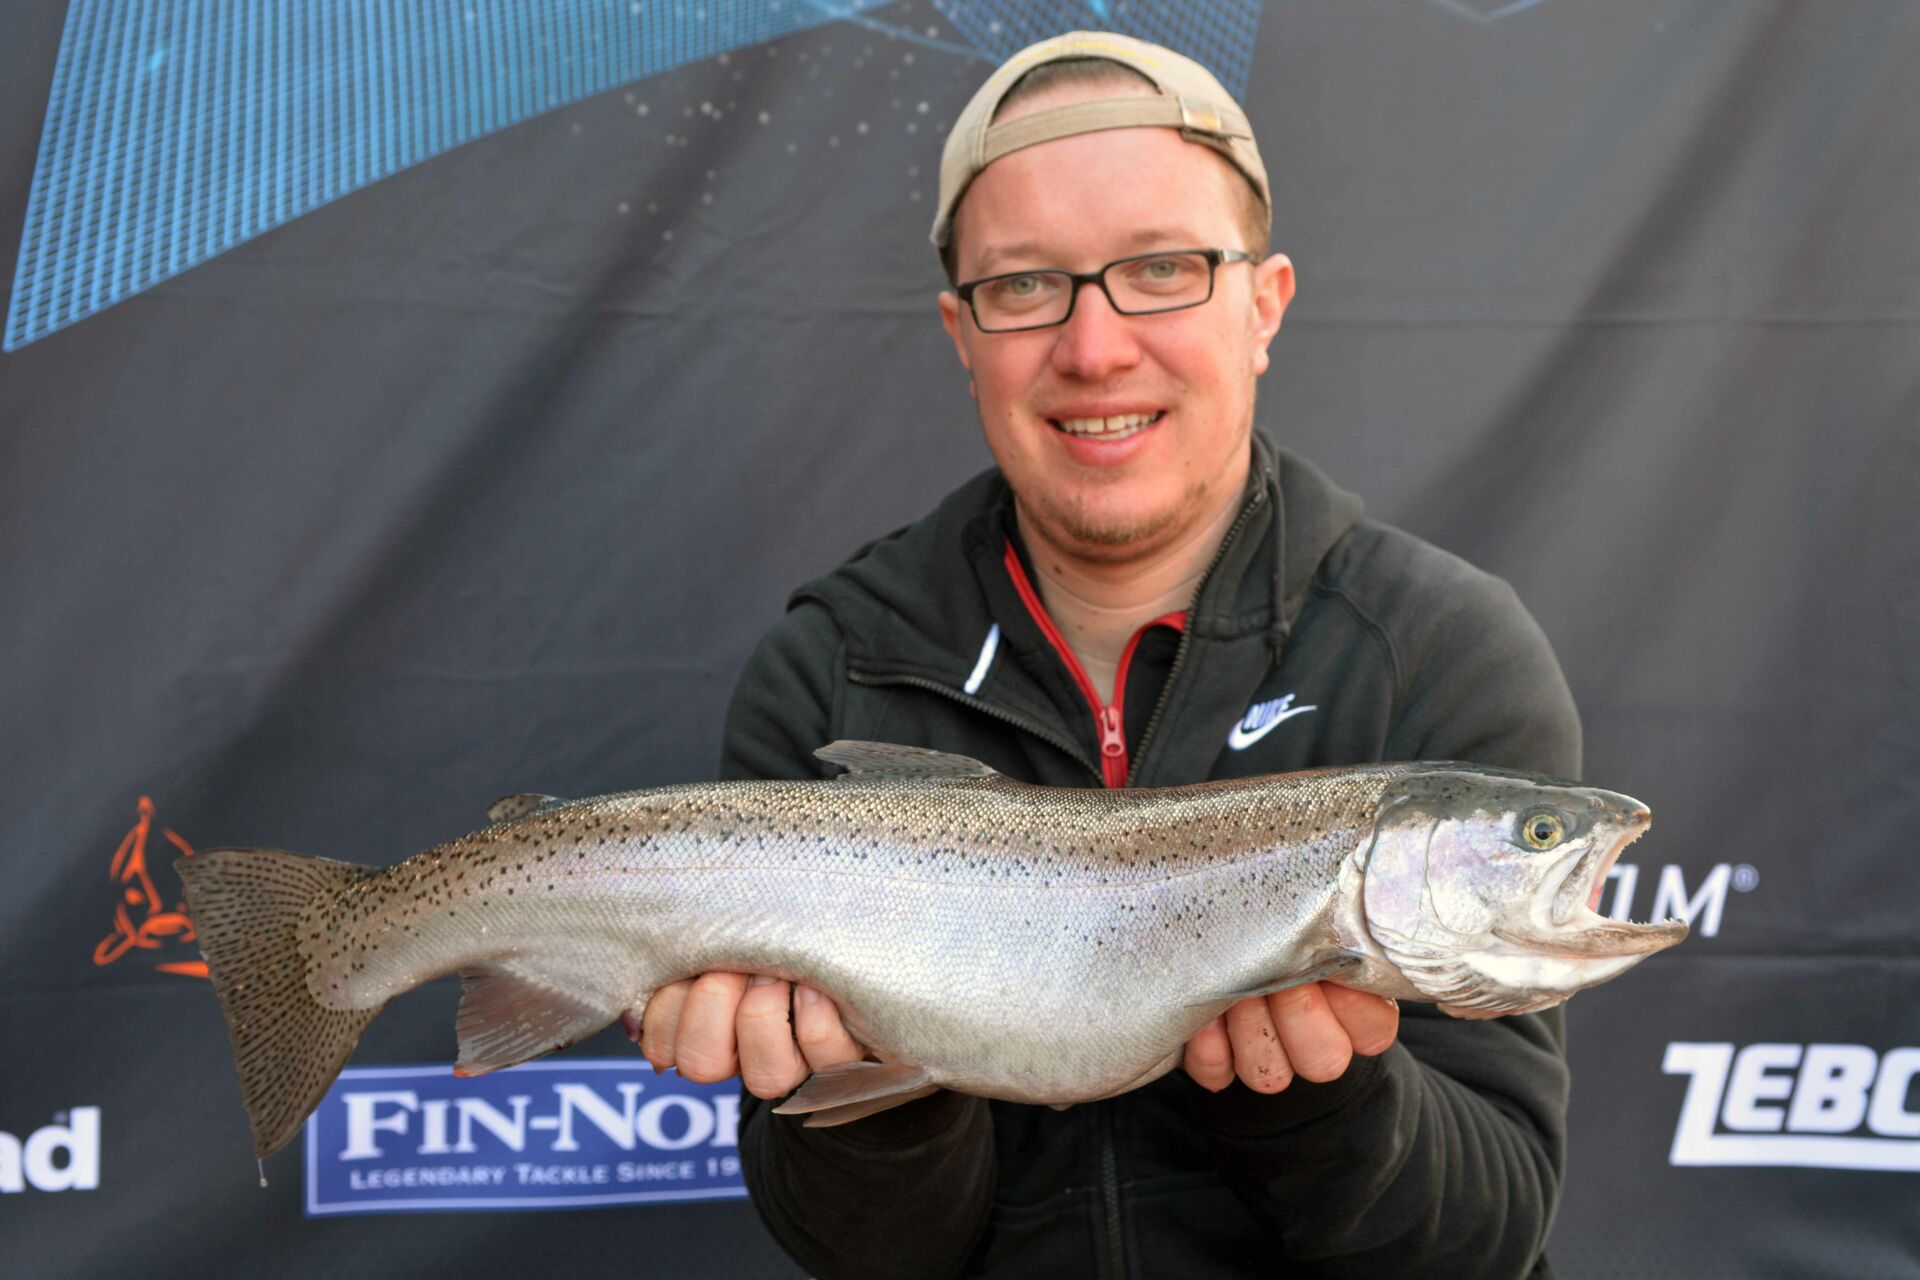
4 0 1264 351
3 0 890 350
928 0 1261 99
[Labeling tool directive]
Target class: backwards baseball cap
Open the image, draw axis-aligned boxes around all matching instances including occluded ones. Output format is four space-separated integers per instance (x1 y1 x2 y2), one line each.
932 30 1270 251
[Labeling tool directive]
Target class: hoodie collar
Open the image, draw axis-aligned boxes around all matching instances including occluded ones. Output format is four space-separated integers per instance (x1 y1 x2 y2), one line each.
793 430 1365 692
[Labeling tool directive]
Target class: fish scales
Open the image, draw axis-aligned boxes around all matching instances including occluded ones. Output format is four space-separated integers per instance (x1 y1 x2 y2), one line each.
315 769 1391 1098
177 744 1686 1159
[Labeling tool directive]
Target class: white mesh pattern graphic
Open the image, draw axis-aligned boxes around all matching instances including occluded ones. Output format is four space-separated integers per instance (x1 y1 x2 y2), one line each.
3 0 890 350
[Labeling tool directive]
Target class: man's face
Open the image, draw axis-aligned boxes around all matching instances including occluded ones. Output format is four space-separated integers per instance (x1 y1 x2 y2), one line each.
938 84 1294 567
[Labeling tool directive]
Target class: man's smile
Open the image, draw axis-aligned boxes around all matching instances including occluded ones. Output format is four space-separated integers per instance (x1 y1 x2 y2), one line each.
1047 409 1165 441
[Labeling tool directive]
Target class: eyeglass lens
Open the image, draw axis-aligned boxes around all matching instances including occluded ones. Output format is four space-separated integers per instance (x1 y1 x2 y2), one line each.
972 252 1214 330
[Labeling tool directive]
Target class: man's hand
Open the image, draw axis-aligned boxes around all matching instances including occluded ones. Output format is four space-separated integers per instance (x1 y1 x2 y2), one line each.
1181 983 1399 1094
636 973 867 1099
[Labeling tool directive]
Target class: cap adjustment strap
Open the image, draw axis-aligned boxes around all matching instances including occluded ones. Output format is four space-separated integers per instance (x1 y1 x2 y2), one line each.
1177 96 1225 135
978 96 1251 168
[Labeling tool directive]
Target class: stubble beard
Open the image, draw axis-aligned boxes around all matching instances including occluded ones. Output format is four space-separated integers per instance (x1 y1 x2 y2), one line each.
1038 481 1205 557
995 381 1260 567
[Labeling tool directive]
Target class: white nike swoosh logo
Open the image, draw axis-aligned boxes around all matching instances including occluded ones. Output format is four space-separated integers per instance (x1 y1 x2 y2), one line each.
1226 704 1317 751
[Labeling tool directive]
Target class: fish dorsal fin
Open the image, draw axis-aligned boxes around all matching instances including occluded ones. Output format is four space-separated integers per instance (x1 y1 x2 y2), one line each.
486 793 563 824
815 741 999 779
771 1060 937 1127
452 963 619 1077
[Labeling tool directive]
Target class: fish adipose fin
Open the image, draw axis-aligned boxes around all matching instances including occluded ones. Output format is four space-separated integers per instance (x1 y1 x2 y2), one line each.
453 964 621 1077
485 793 564 824
816 741 999 779
1188 954 1365 1007
772 1061 937 1127
174 848 384 1160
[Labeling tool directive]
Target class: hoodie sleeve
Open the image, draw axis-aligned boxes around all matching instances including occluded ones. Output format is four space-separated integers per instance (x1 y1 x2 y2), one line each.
1188 563 1581 1279
719 602 999 1280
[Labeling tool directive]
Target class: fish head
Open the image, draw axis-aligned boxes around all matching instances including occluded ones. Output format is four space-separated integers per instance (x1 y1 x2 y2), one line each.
1359 765 1687 1018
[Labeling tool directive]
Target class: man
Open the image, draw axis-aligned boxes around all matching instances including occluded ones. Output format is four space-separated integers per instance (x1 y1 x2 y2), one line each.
640 31 1580 1279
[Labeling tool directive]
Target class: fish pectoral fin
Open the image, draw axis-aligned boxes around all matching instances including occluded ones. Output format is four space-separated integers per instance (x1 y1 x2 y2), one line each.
453 964 618 1076
1187 954 1366 1007
815 741 999 779
772 1060 937 1127
485 793 564 825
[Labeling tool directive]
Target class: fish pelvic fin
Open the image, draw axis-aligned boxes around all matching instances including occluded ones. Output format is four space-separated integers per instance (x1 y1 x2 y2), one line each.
175 848 383 1161
454 963 622 1076
798 1085 943 1128
772 1060 936 1127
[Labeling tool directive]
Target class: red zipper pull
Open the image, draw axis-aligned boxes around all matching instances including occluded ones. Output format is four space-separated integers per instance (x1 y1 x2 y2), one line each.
1098 705 1128 787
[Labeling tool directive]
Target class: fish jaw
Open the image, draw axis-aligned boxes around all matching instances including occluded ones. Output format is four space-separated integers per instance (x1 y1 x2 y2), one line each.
1431 928 1683 1020
1494 805 1690 959
1492 914 1690 959
1434 805 1686 1014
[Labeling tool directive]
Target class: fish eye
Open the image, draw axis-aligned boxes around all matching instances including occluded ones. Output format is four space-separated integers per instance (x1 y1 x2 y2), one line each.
1521 812 1566 850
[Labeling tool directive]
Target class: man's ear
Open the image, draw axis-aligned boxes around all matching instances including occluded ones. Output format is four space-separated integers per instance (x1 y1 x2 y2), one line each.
937 290 973 373
1249 253 1295 378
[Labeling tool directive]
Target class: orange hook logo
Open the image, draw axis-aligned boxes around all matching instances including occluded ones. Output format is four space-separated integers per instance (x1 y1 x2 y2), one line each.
93 797 207 978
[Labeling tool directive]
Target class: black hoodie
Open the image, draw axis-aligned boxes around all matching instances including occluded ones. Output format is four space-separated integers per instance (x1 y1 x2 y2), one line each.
718 435 1581 1280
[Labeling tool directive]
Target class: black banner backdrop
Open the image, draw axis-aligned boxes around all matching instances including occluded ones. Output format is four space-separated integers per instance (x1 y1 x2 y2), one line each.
2 1 1916 1276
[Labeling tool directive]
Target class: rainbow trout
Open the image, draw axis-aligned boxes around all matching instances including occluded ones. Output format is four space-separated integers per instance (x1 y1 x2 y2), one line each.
178 742 1686 1159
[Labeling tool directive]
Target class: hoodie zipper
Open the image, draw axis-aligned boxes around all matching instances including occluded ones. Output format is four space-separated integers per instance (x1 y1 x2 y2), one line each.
853 491 1266 1280
840 666 1129 1275
1126 486 1269 786
1002 543 1184 790
1098 1104 1126 1280
999 545 1175 1280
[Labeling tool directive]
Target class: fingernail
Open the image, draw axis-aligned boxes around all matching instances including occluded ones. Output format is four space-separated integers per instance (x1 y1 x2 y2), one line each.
1384 998 1399 1010
749 975 778 987
796 985 820 1006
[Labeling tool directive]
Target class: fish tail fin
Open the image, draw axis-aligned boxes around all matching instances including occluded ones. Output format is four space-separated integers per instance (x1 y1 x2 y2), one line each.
175 847 383 1160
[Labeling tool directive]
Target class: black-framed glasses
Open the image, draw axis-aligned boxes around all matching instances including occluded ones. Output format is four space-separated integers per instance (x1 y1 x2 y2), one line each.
954 248 1257 333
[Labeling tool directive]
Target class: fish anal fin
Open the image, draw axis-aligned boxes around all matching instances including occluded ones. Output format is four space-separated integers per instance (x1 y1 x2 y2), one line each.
815 741 998 779
1187 954 1365 1008
486 793 563 825
771 1060 935 1124
454 964 618 1076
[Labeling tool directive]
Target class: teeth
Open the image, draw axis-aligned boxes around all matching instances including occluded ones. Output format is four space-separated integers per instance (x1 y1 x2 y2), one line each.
1054 411 1159 439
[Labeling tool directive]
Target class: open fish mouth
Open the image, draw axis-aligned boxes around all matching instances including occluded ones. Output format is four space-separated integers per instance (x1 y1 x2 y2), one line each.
1498 807 1689 958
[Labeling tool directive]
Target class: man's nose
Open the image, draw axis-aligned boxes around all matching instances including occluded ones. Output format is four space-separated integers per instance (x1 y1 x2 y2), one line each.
1049 280 1143 381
